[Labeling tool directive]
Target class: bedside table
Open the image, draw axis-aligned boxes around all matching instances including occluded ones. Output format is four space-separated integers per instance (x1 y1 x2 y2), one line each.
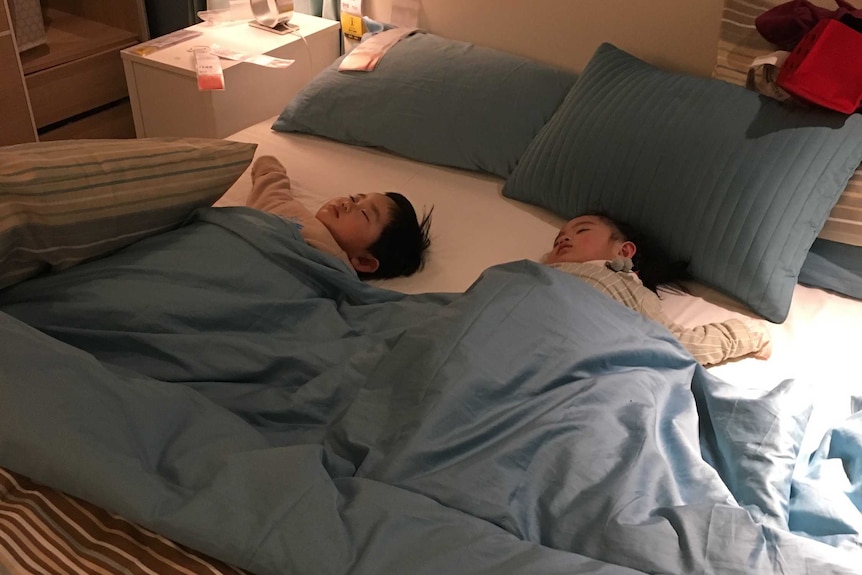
121 12 340 138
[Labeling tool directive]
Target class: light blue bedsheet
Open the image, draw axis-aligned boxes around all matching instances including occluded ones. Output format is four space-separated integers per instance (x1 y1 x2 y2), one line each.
0 207 859 574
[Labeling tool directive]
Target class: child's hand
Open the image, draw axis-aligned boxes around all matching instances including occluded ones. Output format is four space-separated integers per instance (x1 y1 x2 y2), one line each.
750 321 773 360
754 336 772 360
251 155 290 185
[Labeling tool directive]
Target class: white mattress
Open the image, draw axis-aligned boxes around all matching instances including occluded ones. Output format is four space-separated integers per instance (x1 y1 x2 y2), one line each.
220 117 861 461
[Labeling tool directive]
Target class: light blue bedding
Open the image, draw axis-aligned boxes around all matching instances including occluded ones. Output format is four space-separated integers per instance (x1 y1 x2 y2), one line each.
0 207 859 574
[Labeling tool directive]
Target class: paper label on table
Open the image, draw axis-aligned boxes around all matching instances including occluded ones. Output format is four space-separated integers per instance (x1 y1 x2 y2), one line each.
341 0 362 15
131 29 203 57
209 44 295 68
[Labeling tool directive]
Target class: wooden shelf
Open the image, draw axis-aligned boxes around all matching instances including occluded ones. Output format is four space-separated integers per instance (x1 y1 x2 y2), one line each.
1 0 144 144
19 8 138 75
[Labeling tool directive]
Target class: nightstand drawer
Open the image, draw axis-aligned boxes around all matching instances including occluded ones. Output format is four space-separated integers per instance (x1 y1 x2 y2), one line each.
39 99 136 141
26 44 133 128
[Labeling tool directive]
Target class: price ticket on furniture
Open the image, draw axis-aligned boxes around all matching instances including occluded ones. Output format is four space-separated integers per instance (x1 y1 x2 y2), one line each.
209 44 295 68
193 47 225 91
130 29 203 56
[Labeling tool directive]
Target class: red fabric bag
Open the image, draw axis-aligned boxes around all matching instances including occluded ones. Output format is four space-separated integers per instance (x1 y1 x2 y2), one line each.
776 17 862 113
755 0 862 50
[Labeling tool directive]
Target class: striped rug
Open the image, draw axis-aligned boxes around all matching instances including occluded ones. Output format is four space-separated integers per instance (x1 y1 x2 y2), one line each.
0 466 247 575
713 0 862 247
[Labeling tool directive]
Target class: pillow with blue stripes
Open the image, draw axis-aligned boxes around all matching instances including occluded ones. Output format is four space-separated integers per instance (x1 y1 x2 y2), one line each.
503 43 862 322
0 138 256 290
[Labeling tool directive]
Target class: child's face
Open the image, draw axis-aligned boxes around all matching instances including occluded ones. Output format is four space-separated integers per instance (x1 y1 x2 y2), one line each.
316 193 394 269
544 215 632 265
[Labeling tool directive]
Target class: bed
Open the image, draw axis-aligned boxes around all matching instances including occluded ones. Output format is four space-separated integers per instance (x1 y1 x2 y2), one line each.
2 1 862 574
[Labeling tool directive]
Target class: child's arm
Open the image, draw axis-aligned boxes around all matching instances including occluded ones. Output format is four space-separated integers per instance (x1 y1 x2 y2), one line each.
247 155 298 216
631 281 772 365
551 263 772 366
666 319 772 366
245 155 352 268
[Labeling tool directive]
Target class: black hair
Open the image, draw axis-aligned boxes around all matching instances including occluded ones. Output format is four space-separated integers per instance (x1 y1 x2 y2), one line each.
587 212 691 295
360 192 433 280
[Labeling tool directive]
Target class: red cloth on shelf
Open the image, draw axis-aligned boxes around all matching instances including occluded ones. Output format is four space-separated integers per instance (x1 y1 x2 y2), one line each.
776 18 862 113
755 0 862 50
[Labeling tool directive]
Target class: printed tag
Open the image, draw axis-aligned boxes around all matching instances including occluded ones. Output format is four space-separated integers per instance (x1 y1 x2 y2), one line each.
340 12 365 40
338 27 419 72
746 51 793 102
131 29 202 57
194 48 225 91
209 44 295 68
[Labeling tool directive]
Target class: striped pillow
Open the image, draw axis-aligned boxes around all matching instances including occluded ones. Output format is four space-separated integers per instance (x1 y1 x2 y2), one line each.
0 138 257 290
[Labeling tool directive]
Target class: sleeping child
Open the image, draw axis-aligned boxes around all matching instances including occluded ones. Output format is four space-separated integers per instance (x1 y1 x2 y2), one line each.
542 213 772 366
247 155 432 279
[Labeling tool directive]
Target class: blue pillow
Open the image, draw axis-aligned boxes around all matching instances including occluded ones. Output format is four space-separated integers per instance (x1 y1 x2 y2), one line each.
799 239 862 300
272 32 577 178
503 43 862 323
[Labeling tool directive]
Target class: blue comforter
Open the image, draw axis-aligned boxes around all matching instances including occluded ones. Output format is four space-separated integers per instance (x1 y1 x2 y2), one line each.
0 207 859 574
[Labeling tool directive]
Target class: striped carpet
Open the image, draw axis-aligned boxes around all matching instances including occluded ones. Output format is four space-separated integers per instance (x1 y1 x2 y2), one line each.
713 0 862 247
0 467 247 575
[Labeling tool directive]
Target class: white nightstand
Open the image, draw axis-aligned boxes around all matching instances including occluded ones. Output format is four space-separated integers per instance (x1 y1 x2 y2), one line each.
121 13 340 138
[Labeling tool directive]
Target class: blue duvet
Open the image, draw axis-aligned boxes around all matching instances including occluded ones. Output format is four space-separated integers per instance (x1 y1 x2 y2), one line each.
0 207 859 574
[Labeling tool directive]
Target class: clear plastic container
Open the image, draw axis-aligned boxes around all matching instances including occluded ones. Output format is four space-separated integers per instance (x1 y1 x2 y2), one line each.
199 0 231 24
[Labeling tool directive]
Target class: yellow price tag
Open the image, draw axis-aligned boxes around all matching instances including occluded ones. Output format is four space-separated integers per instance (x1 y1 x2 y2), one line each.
341 13 365 40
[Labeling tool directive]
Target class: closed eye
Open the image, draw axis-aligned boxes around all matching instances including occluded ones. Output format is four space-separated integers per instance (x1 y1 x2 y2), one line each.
361 209 369 221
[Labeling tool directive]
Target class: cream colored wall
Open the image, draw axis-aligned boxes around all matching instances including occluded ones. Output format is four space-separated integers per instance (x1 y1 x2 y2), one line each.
362 0 726 77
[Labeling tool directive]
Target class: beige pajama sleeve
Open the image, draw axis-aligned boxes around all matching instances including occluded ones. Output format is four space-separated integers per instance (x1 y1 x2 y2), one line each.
633 288 770 366
550 262 771 366
247 155 353 269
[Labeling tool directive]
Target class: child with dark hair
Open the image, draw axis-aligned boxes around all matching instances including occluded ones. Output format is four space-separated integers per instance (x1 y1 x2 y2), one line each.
247 156 432 279
543 213 771 366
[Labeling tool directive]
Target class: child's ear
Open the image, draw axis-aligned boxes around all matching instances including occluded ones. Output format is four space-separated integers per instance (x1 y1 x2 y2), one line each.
351 254 380 274
618 241 637 259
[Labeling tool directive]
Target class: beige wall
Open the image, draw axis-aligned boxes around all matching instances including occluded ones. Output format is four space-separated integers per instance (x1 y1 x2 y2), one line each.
362 0 725 77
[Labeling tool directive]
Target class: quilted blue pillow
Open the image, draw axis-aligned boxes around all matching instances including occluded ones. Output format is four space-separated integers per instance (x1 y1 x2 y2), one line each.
503 43 862 322
799 239 862 300
272 32 576 178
